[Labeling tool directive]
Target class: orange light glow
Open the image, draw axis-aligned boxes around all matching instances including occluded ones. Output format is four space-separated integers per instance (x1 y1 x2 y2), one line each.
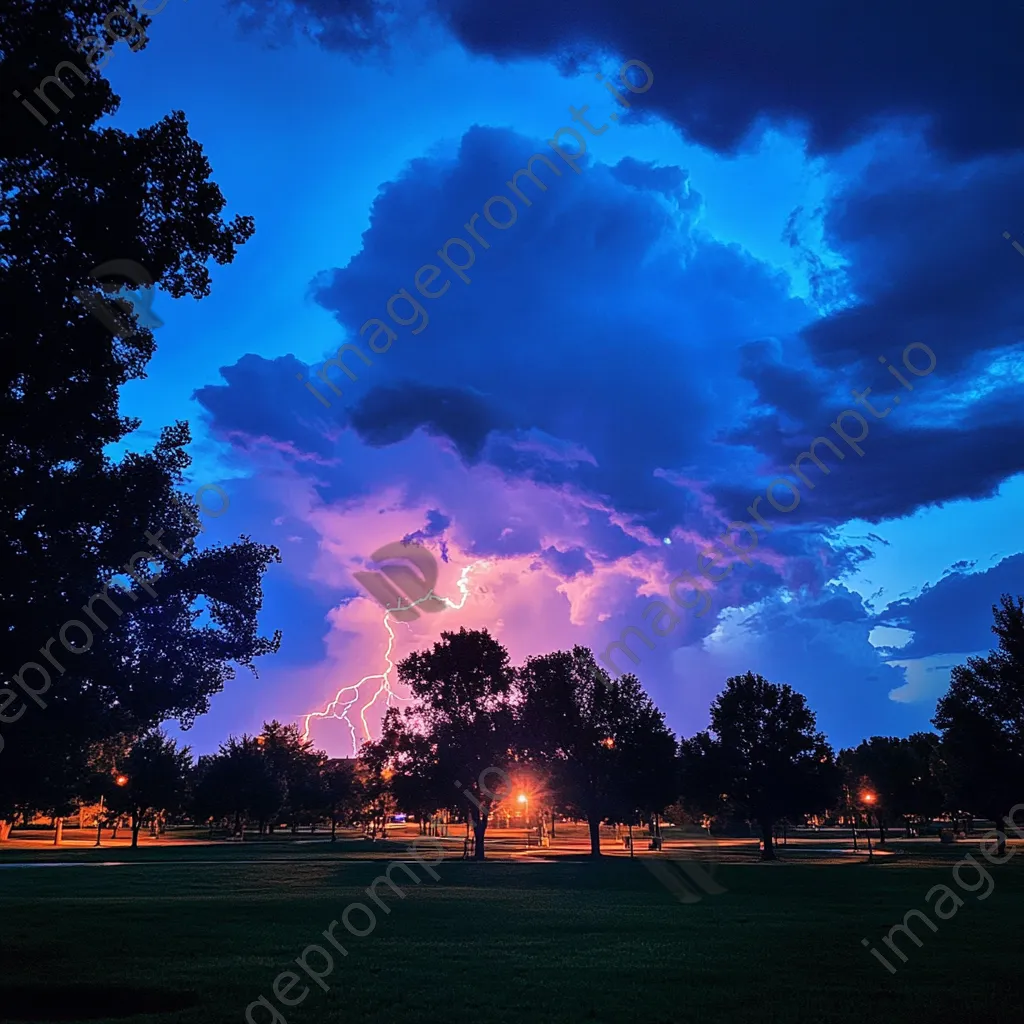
861 791 876 804
517 794 528 804
600 737 615 749
115 775 128 787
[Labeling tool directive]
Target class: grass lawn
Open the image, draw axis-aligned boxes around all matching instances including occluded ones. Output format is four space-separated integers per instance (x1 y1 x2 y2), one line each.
1 838 1021 1023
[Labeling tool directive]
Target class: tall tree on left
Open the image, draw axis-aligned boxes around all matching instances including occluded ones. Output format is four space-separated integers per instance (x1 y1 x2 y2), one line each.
0 1 279 841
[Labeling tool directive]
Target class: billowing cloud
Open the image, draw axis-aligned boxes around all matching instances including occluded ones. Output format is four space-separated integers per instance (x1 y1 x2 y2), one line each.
875 553 1024 661
229 0 1024 160
190 102 1024 751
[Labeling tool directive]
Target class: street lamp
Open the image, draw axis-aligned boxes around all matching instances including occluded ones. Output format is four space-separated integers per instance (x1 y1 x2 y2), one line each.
861 791 877 860
102 774 128 845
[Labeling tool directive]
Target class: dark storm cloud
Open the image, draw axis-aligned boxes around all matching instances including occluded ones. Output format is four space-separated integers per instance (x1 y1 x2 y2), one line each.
230 0 1024 160
799 149 1024 375
194 354 340 460
349 382 506 461
711 147 1024 528
196 121 1022 639
539 545 594 580
875 553 1024 660
214 4 1024 546
714 389 1024 529
303 123 810 546
429 0 1024 158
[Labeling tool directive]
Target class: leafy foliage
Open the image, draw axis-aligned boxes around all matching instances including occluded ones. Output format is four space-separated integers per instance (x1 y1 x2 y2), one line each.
0 0 277 825
679 671 841 860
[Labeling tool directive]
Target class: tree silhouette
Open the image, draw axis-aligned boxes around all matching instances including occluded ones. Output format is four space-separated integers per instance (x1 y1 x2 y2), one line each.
397 628 515 859
192 736 284 839
517 647 676 856
320 758 358 841
0 0 277 838
838 733 944 843
109 730 192 847
258 720 324 831
934 593 1024 854
680 672 840 860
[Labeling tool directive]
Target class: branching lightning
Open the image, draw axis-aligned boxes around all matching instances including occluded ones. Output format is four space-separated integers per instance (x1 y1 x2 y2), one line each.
300 559 490 756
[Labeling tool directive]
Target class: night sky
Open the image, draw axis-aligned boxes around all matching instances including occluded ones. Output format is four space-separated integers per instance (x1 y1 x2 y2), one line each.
109 0 1024 756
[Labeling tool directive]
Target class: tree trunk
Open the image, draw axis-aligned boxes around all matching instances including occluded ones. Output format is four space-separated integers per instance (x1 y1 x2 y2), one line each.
473 814 488 860
0 820 11 842
760 820 776 861
587 816 602 857
53 817 63 846
627 822 634 858
878 821 887 846
996 815 1010 858
331 818 337 842
550 814 556 839
130 815 141 849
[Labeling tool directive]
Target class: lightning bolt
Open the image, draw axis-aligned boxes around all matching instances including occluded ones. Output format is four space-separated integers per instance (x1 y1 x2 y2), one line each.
300 559 490 756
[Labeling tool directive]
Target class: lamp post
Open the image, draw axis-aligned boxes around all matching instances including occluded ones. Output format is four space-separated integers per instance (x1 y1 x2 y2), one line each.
861 791 876 860
94 794 105 847
518 794 529 848
112 774 128 844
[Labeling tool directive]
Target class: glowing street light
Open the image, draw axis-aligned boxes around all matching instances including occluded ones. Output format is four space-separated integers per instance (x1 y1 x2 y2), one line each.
860 791 877 860
115 774 128 787
517 793 530 847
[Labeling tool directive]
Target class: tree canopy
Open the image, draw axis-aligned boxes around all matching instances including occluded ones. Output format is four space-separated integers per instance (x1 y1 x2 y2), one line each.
0 0 278 828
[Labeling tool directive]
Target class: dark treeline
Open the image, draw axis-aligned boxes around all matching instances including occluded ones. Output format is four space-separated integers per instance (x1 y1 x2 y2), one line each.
5 593 1021 860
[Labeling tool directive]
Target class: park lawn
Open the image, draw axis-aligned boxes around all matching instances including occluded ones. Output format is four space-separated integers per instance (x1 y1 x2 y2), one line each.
0 850 1021 1024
